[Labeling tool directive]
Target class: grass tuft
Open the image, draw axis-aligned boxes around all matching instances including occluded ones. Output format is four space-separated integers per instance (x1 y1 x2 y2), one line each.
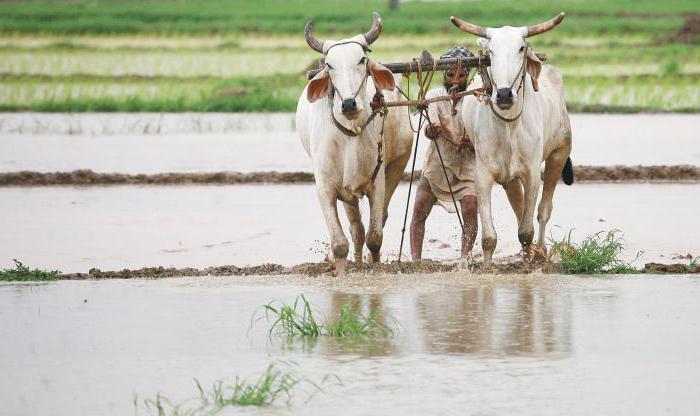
550 230 640 274
263 294 322 337
260 294 396 338
326 304 394 337
0 259 61 281
139 363 328 415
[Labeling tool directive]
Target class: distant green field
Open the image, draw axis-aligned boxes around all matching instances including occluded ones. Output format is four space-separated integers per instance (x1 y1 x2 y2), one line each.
0 0 697 36
0 0 698 112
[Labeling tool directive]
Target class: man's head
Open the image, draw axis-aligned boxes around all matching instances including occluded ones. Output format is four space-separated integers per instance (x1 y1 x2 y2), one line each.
440 46 474 93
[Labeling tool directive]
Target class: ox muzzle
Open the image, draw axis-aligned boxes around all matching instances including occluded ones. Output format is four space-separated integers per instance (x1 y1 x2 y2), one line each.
495 88 515 109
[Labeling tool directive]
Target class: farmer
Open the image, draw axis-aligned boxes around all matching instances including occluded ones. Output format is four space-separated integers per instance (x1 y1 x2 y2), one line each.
410 46 478 261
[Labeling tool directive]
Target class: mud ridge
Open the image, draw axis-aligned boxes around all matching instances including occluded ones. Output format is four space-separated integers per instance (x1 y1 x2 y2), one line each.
59 260 699 280
2 165 699 187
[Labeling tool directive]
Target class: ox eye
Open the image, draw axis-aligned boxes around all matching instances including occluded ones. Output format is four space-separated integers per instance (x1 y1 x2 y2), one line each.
358 57 366 64
519 45 525 53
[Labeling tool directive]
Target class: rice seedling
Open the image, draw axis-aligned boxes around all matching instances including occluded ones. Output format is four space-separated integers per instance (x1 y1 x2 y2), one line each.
550 230 640 275
139 363 330 415
259 294 397 338
263 294 322 337
0 259 61 281
325 303 395 337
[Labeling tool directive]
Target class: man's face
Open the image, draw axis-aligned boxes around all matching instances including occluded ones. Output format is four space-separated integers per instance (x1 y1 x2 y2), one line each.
443 68 468 92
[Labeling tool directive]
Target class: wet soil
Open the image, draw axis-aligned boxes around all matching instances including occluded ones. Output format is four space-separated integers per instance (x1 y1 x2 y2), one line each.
670 13 700 43
2 165 698 187
59 259 699 280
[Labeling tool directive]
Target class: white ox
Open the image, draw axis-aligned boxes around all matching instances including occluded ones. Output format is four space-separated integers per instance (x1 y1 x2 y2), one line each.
451 13 574 265
296 13 413 273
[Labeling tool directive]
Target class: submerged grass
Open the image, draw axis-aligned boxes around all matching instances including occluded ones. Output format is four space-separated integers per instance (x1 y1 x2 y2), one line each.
140 363 327 415
550 230 640 274
0 259 61 281
261 294 396 338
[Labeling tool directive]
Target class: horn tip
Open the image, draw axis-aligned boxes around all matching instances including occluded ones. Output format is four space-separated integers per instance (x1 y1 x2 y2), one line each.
556 12 566 23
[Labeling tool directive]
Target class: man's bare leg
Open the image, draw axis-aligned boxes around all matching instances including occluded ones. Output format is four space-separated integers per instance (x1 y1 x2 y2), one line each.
460 195 478 257
410 183 437 261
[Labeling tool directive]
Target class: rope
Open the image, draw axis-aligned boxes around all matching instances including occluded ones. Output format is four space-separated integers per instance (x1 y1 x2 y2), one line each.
398 111 424 262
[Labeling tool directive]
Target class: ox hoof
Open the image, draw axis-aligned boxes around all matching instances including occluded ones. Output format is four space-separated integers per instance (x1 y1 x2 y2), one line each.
333 258 347 277
457 255 475 273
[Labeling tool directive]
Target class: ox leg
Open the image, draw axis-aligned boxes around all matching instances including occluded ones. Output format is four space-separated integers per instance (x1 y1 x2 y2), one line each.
382 152 411 226
366 174 386 263
518 170 542 256
343 200 365 263
503 178 524 227
537 147 570 250
477 175 497 265
316 189 349 275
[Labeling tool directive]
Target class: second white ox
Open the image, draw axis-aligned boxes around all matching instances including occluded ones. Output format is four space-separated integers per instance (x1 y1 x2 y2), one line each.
296 13 413 273
451 12 574 265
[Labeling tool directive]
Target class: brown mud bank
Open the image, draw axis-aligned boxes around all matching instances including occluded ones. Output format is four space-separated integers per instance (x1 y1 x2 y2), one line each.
2 165 700 187
59 260 700 280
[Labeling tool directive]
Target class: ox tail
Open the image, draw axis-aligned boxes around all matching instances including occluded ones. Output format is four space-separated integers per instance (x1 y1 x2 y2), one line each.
561 157 574 185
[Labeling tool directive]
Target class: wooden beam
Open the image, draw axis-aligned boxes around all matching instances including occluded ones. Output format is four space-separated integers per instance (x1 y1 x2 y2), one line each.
306 52 547 80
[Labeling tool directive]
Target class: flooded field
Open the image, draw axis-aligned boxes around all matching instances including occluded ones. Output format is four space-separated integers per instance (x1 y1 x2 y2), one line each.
1 183 697 273
2 273 699 415
1 113 699 173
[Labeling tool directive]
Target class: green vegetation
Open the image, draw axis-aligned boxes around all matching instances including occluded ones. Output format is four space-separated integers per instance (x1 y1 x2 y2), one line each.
140 363 325 415
550 230 640 274
0 0 697 112
262 294 395 338
0 259 61 281
0 0 697 36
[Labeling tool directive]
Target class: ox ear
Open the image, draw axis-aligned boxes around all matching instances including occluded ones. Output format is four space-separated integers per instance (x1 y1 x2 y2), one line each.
307 68 331 102
369 60 395 91
526 47 542 81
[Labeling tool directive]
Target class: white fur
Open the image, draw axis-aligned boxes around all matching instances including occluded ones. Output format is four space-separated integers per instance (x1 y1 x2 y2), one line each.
461 27 572 264
296 39 413 270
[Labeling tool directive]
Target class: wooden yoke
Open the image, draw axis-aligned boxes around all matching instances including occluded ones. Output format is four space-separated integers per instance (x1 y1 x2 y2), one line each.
306 53 547 80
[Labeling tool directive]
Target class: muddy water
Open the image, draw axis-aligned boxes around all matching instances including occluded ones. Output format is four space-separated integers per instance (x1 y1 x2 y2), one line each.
1 183 697 273
1 113 698 173
2 274 699 415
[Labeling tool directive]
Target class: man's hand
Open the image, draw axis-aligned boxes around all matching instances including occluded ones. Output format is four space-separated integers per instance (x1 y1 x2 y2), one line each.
425 123 440 140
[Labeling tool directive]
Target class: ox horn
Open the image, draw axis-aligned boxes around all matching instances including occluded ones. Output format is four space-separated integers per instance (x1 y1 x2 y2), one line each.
304 20 325 53
450 16 488 38
526 12 566 37
363 12 383 45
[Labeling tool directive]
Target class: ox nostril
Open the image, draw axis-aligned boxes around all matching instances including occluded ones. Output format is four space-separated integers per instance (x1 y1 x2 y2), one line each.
496 88 514 101
341 98 357 113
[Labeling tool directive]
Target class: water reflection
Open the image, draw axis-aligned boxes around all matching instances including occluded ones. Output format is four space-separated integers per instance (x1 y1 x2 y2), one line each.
416 284 572 356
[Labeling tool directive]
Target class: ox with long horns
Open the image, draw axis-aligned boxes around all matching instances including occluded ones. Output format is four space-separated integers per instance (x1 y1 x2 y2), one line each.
451 12 574 265
296 12 413 274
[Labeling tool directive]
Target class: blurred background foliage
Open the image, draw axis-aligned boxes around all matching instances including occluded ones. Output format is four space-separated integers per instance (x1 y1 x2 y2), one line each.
0 0 697 112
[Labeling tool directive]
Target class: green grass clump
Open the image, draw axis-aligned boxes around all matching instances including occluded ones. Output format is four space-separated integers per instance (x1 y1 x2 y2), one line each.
140 363 325 415
326 303 394 337
0 259 61 281
261 294 396 338
263 294 322 337
550 230 641 274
